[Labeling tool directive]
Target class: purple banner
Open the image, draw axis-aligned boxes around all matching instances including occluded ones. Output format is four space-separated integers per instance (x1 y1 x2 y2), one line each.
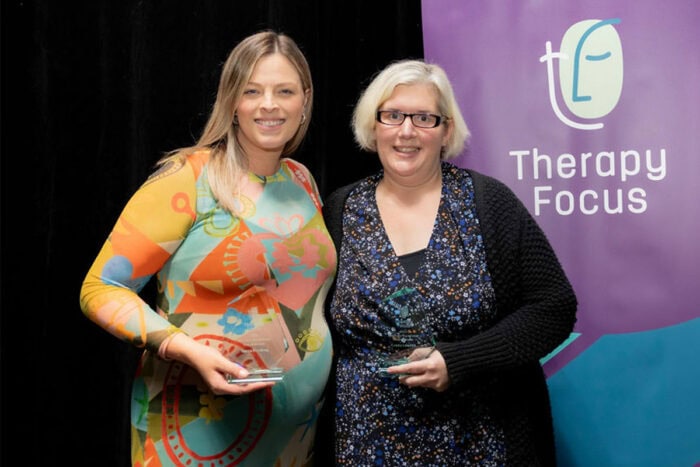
423 1 699 465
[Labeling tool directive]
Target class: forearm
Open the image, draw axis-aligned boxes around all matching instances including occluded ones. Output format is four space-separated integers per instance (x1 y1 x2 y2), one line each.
80 280 182 351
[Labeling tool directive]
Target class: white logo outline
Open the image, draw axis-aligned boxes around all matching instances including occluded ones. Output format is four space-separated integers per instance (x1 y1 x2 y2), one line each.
540 18 623 130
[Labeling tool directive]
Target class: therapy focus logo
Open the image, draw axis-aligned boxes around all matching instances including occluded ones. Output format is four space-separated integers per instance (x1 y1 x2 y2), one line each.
540 19 623 130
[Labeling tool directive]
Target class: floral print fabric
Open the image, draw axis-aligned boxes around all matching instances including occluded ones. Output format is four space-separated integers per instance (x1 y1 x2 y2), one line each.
329 163 506 466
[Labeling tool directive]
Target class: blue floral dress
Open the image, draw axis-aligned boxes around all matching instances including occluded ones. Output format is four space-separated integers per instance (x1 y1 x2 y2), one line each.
329 163 507 466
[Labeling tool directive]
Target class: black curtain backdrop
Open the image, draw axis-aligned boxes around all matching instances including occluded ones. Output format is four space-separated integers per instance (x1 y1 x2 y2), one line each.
1 1 424 464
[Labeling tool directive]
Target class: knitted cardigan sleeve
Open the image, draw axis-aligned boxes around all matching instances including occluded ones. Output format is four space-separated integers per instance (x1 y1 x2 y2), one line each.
435 170 578 387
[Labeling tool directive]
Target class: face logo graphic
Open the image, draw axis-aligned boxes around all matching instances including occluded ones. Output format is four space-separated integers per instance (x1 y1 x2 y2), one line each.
540 18 623 130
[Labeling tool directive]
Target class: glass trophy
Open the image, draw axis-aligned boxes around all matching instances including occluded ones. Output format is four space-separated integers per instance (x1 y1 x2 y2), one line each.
376 287 435 378
226 309 290 384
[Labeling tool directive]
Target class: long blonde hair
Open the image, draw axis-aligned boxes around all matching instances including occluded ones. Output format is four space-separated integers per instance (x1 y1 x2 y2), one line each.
157 30 313 212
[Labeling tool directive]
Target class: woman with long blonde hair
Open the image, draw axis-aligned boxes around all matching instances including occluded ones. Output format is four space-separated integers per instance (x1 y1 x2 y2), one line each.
81 30 336 466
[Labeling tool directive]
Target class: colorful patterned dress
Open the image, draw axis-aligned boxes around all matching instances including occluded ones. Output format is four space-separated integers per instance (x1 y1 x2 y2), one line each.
80 150 336 466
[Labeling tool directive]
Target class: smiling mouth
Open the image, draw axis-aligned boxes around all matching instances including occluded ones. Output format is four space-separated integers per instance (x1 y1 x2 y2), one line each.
256 119 285 127
394 146 419 153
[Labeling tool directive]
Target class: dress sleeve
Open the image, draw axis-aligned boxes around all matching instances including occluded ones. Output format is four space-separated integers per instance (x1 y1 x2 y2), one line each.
79 157 198 351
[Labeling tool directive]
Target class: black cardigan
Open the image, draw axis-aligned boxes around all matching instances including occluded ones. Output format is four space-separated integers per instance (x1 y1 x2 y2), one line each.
317 168 578 466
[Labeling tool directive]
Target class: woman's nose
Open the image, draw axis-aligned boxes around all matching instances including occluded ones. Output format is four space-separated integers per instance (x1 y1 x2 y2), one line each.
398 117 416 136
261 91 279 110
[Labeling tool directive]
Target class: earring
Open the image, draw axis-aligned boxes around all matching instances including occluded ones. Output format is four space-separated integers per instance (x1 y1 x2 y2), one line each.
233 113 239 125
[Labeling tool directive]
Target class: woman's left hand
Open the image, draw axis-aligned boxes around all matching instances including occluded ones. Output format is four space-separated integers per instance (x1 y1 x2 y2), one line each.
388 347 450 392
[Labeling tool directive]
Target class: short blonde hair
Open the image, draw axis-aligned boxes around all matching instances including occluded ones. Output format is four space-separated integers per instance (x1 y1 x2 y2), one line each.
352 59 469 160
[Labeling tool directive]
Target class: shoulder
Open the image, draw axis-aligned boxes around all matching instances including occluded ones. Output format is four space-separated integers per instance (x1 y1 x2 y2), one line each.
463 168 515 197
442 163 521 206
323 181 361 222
142 149 208 190
282 158 314 182
444 166 536 243
458 167 525 214
322 180 363 248
185 149 210 174
325 181 361 207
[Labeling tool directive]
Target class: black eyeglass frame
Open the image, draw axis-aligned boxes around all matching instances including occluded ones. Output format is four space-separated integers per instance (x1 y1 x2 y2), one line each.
376 110 447 128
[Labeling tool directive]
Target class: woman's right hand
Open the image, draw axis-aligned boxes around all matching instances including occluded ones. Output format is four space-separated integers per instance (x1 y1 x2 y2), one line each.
388 346 451 392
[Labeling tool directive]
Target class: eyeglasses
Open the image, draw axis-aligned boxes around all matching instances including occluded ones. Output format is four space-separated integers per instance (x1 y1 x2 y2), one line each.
376 110 446 129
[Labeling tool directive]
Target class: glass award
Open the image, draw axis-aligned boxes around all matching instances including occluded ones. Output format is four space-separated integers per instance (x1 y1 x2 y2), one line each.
376 287 435 378
226 309 290 384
